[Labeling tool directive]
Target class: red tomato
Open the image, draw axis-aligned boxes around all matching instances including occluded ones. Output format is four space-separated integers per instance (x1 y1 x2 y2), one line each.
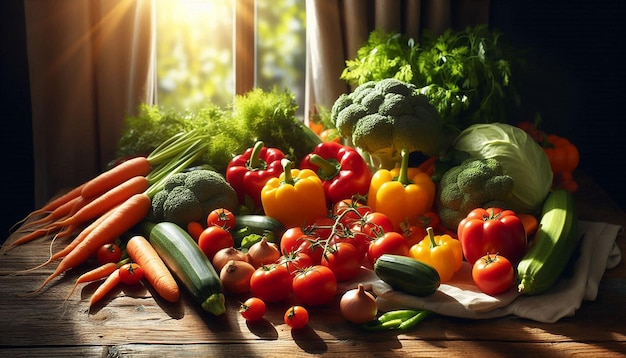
321 242 362 282
280 227 324 264
276 251 313 276
472 253 515 295
206 208 236 231
197 226 234 261
292 265 337 306
333 199 371 226
284 305 309 329
331 225 370 260
402 225 427 247
96 243 122 264
367 231 410 265
118 263 144 285
352 212 395 240
239 297 266 321
249 264 292 303
306 215 336 241
457 208 527 265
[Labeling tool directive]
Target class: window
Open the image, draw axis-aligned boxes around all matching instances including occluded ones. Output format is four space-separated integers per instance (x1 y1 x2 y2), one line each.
155 0 306 117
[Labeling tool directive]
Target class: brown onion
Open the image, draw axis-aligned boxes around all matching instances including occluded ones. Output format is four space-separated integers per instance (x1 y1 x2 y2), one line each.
340 283 378 324
247 237 281 268
212 247 250 272
219 260 255 294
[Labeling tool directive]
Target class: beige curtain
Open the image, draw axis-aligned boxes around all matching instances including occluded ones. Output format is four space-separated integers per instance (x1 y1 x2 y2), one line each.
304 0 490 123
24 0 156 206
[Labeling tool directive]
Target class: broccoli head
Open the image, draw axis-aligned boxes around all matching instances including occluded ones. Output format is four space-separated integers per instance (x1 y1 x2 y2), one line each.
150 169 238 227
436 158 514 231
330 78 447 169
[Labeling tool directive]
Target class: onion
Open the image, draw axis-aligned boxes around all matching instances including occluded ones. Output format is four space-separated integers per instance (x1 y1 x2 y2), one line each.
247 237 281 268
219 260 256 294
340 283 378 324
212 247 250 272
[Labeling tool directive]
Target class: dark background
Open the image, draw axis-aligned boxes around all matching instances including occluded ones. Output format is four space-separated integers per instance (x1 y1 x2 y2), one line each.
1 1 625 236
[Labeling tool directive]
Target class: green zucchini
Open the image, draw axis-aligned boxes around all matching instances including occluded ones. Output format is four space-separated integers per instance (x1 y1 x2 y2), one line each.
517 189 579 295
233 215 285 244
139 221 226 316
374 254 440 297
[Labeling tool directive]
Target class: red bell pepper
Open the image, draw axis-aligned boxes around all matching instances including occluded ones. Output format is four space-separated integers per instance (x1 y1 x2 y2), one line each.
299 141 372 207
457 207 528 265
226 141 286 211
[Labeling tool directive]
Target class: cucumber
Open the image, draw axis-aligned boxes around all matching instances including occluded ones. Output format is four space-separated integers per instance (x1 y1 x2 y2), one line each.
139 221 226 316
374 254 440 297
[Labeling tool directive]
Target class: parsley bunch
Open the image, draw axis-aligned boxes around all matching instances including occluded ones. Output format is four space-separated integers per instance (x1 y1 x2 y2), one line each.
341 25 525 133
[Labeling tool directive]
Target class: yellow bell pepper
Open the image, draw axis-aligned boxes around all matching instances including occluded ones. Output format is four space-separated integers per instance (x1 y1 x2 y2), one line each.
261 159 327 229
409 227 463 283
367 149 436 231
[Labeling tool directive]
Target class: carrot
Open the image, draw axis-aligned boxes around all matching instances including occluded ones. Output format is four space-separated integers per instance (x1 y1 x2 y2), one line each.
10 183 86 232
52 176 149 231
417 155 439 177
0 226 58 254
35 193 151 292
518 213 539 237
126 235 180 303
17 195 83 232
89 268 121 307
65 262 118 301
80 156 151 199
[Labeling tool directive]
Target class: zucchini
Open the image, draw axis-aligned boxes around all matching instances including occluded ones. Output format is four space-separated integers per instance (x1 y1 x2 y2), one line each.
233 215 285 244
140 221 226 315
517 189 579 295
374 254 440 297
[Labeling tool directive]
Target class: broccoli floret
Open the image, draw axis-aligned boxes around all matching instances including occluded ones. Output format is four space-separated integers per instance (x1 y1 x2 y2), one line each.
150 169 239 227
330 78 448 169
436 158 514 230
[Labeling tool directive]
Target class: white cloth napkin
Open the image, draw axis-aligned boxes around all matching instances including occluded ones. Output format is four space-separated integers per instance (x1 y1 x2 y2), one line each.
339 221 622 323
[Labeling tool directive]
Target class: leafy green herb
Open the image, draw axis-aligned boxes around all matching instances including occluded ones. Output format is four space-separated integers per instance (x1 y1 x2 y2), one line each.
341 25 526 132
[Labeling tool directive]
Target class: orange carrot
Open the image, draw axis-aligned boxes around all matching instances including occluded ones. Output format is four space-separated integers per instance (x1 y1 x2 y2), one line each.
52 176 149 231
418 155 439 177
80 156 151 199
518 213 539 237
0 226 58 254
36 193 151 292
126 235 180 303
65 262 118 301
17 195 83 232
89 268 121 307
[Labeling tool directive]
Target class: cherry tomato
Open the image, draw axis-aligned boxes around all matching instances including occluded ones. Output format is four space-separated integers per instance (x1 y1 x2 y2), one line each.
96 243 122 264
280 227 324 264
321 242 361 282
118 263 144 285
198 226 234 261
292 265 337 306
249 264 292 303
276 251 313 276
239 297 266 321
472 253 515 295
207 208 236 231
333 199 371 226
306 215 336 241
284 305 309 329
331 225 370 260
352 212 395 240
367 231 410 265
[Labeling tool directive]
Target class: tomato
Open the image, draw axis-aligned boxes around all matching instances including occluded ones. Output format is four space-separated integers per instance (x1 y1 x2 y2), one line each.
306 215 336 241
276 251 313 276
239 297 266 321
280 227 324 264
249 264 292 303
333 199 371 226
96 243 122 264
367 231 410 265
198 226 234 261
118 263 144 285
284 305 309 329
457 207 528 265
402 225 427 247
321 242 361 282
331 225 370 260
472 253 515 295
206 208 236 231
352 212 394 240
292 265 337 306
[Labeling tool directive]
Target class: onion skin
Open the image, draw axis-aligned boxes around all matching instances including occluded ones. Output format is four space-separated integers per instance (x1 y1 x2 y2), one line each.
212 247 250 273
340 283 378 324
248 237 281 268
219 260 255 294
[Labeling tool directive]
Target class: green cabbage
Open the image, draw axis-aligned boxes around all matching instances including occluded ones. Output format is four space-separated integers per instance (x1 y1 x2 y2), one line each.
452 123 553 214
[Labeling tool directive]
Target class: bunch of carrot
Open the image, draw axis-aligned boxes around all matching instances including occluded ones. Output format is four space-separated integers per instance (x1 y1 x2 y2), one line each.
1 129 210 302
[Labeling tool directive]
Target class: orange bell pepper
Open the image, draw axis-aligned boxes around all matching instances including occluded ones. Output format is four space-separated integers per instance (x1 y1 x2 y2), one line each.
409 227 463 283
261 159 328 229
367 149 436 231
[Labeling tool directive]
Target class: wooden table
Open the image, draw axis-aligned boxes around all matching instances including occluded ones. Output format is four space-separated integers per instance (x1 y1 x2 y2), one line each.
1 172 625 357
